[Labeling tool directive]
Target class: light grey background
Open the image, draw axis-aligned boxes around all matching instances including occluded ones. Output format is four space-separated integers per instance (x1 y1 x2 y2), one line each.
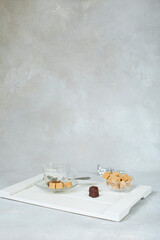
0 2 160 239
0 0 160 174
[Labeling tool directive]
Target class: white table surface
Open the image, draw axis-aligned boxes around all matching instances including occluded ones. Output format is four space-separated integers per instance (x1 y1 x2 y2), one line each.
0 170 159 240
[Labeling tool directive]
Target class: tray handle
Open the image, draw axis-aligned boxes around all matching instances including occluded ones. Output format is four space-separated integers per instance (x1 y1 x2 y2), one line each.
104 185 152 222
0 174 43 197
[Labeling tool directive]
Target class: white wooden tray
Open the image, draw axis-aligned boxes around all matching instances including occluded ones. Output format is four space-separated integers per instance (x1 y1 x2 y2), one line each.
0 174 152 222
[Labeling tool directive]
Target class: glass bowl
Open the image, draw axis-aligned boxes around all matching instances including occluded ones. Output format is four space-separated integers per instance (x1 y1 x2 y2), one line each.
103 170 134 192
106 178 134 192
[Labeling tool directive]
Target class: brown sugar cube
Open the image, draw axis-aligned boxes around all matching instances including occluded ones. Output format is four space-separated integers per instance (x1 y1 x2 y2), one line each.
109 174 115 179
125 174 132 182
113 171 119 177
115 182 120 189
64 181 73 188
110 181 114 187
111 176 120 182
114 177 121 182
124 174 129 179
102 172 110 180
109 177 120 189
124 176 129 182
56 182 64 189
119 174 123 180
110 173 114 177
120 174 125 180
108 176 114 181
120 180 126 189
49 182 56 189
127 175 132 181
111 182 120 190
120 174 128 182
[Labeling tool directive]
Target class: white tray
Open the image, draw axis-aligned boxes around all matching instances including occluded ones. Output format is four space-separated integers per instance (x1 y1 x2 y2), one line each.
0 174 152 222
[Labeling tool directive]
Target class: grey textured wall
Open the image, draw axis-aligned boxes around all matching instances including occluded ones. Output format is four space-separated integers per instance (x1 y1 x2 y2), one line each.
0 0 160 173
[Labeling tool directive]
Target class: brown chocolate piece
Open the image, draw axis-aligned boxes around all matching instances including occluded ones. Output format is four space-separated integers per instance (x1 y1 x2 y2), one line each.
89 186 99 198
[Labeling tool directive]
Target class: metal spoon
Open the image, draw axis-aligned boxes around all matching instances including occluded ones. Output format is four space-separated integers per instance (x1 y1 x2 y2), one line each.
75 177 91 180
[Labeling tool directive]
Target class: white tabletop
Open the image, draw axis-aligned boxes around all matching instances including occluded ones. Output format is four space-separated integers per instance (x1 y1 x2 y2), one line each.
0 170 159 240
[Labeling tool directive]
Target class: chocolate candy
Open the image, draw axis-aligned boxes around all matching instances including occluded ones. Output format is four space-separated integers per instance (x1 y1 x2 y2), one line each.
89 186 99 198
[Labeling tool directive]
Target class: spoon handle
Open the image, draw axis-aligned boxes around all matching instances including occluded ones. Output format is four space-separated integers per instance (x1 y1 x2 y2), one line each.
75 177 91 180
